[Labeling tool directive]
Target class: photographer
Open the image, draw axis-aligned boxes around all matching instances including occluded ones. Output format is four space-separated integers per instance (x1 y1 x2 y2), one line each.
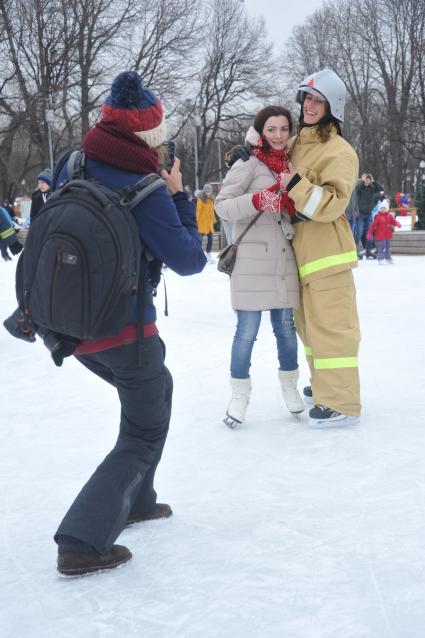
5 71 206 576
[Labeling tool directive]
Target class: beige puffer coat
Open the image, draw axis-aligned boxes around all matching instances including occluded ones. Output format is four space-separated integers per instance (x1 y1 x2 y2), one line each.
215 148 299 311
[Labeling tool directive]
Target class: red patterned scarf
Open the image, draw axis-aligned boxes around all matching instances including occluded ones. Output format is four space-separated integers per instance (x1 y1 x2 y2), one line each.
83 120 160 174
252 147 290 178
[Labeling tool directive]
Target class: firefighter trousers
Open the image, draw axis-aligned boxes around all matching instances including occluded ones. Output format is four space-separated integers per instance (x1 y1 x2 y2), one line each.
295 270 361 416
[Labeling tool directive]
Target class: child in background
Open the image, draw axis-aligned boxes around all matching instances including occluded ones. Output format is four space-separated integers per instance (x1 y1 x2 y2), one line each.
196 183 216 263
367 199 401 264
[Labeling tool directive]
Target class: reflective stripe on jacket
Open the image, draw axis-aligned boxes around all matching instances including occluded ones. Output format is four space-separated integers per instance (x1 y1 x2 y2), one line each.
288 126 359 284
0 209 17 244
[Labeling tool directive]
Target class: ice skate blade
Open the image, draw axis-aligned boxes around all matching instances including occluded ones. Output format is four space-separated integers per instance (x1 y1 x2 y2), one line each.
303 396 314 406
223 414 241 429
309 415 360 429
291 411 304 420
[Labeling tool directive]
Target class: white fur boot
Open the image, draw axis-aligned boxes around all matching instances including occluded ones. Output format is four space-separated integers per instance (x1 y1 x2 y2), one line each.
223 377 252 428
278 369 305 415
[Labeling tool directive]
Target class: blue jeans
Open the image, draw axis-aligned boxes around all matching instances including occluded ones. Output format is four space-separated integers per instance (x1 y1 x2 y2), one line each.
358 213 373 251
349 217 361 245
230 308 298 378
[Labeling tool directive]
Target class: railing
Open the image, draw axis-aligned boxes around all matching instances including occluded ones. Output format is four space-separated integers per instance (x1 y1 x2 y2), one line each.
389 207 417 230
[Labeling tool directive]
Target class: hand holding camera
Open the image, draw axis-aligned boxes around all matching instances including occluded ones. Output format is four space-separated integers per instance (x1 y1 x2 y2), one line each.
161 156 183 196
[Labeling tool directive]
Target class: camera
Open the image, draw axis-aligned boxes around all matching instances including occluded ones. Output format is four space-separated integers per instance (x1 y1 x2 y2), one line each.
161 140 176 173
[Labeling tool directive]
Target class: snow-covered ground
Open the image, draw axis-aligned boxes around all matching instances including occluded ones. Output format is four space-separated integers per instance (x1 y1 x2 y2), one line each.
1 253 425 638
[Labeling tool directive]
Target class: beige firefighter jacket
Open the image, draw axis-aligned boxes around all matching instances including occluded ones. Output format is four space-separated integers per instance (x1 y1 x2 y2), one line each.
215 155 299 311
288 125 359 285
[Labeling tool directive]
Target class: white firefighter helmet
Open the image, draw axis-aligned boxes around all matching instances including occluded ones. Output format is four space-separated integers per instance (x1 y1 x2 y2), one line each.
296 69 347 122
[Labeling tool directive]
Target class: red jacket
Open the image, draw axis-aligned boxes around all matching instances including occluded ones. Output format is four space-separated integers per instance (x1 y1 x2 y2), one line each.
367 211 401 240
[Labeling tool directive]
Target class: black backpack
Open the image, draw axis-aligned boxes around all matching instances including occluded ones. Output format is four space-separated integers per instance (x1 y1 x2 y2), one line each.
16 151 165 340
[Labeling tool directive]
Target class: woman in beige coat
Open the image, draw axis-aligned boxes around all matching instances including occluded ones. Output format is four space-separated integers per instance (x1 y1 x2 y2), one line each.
215 106 303 428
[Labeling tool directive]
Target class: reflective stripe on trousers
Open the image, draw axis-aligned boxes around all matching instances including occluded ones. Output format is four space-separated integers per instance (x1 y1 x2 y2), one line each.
295 270 361 416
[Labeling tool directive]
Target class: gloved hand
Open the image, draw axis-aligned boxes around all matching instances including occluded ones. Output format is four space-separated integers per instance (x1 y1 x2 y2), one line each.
252 182 296 216
9 240 23 255
3 308 37 343
224 145 250 169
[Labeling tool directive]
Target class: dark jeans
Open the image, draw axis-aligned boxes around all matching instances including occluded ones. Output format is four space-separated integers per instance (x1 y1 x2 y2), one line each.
358 213 373 251
55 335 173 553
199 232 213 253
349 218 361 245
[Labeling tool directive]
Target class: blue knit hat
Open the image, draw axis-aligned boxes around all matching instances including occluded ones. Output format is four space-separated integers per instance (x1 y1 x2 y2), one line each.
36 168 52 186
101 71 167 147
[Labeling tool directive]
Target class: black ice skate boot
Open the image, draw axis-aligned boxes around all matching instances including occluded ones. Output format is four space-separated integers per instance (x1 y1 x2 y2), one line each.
309 405 360 428
303 385 314 405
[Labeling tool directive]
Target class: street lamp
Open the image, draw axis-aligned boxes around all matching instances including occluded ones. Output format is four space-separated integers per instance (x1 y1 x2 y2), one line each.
420 160 425 184
192 109 201 191
45 108 55 173
216 138 223 182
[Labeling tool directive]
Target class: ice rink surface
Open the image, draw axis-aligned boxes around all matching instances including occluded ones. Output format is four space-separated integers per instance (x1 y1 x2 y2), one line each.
1 253 425 638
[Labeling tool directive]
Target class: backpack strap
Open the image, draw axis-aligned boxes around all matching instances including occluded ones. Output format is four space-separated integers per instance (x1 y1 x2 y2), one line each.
120 174 166 210
67 150 86 181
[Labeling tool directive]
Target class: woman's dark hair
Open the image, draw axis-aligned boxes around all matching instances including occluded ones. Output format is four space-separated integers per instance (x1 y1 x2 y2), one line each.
298 95 342 141
253 106 293 152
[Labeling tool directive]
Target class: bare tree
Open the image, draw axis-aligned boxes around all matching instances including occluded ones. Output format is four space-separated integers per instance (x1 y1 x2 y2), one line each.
126 0 200 110
279 0 425 193
185 0 275 186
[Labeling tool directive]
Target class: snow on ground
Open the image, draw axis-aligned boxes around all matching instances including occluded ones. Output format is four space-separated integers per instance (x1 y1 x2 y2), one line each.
1 253 425 638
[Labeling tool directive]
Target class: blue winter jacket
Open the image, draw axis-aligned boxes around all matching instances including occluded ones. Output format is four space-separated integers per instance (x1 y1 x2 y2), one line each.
0 207 17 246
55 156 206 325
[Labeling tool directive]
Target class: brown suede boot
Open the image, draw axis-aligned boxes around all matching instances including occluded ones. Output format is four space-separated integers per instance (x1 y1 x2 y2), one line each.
57 544 132 576
126 503 173 527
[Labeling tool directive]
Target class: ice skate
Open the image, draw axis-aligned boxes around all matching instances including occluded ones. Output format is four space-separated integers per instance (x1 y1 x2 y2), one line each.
308 404 360 428
224 377 251 429
303 385 314 405
386 258 394 264
278 369 304 418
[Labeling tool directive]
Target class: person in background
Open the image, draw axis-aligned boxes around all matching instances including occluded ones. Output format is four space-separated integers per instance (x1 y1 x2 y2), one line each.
371 190 385 220
366 199 401 264
345 188 360 250
2 200 15 217
0 205 23 261
196 183 216 263
215 105 304 428
30 168 52 223
355 173 384 258
399 193 410 216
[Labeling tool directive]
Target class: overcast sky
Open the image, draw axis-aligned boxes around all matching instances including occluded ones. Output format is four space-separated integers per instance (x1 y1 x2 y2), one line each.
243 0 325 48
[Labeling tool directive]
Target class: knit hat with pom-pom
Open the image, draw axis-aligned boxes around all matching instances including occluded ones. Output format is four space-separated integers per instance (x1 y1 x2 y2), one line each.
101 71 167 148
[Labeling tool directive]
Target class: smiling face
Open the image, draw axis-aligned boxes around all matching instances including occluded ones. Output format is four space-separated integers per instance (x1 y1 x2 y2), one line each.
302 93 327 125
262 115 290 150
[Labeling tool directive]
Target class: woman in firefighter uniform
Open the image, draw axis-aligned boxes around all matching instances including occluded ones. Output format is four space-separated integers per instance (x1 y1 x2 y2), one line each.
280 69 361 427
